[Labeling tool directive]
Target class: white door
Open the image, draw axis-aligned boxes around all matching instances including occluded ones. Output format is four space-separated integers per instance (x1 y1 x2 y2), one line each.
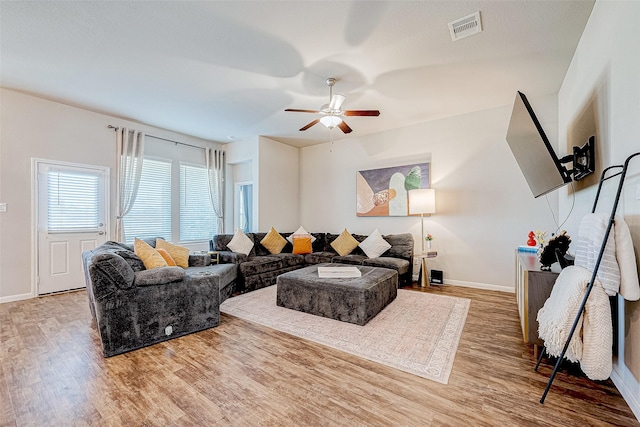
36 161 109 295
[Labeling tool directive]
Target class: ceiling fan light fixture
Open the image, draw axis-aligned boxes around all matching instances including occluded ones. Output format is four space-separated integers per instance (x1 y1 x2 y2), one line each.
320 115 343 129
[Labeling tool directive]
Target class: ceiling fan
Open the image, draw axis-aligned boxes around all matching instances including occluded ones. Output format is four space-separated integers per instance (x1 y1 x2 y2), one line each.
285 78 380 134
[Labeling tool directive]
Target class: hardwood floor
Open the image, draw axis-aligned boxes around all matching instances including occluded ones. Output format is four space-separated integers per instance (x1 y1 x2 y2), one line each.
1 284 637 426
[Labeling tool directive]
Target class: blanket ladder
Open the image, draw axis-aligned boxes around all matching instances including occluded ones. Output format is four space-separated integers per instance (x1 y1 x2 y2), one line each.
534 151 640 404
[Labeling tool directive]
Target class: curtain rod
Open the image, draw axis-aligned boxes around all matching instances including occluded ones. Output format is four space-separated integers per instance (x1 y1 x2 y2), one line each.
107 125 207 150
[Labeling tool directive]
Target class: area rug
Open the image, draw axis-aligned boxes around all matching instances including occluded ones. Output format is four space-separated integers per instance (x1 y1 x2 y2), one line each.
220 287 470 384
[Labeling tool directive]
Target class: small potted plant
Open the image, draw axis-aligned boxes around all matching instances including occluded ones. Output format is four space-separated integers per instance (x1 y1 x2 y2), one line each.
425 233 434 251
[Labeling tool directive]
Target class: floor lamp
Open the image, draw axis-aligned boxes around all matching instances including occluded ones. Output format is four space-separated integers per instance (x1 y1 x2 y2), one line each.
408 188 436 253
408 188 436 287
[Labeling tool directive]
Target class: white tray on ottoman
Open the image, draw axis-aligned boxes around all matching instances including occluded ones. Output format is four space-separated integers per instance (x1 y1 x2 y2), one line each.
276 263 398 326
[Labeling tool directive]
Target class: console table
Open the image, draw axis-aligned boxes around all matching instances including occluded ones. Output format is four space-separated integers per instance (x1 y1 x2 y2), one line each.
515 251 560 357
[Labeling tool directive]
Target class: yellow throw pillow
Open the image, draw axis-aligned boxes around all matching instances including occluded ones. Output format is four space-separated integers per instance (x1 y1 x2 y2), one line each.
156 238 190 268
134 238 168 270
156 248 177 266
260 227 287 254
331 229 359 256
292 235 313 255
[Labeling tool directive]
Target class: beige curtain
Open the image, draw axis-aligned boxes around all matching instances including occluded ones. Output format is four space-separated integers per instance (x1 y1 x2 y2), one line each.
206 148 225 233
115 128 145 241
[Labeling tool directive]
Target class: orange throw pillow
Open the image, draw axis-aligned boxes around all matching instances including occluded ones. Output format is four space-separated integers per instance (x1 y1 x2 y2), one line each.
156 248 177 266
292 235 312 254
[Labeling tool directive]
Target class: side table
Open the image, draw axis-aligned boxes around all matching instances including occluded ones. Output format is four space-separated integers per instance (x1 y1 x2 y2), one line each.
208 251 220 265
415 251 438 287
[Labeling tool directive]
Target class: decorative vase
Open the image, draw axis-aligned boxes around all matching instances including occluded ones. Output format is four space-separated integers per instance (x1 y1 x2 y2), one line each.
427 240 432 251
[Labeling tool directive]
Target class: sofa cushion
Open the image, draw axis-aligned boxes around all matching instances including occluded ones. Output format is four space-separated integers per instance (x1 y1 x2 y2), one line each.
134 266 186 286
363 257 410 275
252 233 271 256
382 233 414 260
261 227 288 254
228 229 254 255
332 254 367 265
134 238 168 270
359 229 392 258
330 229 360 256
156 238 190 268
102 241 146 271
310 233 327 253
304 251 335 264
239 256 286 276
91 251 136 290
267 253 306 268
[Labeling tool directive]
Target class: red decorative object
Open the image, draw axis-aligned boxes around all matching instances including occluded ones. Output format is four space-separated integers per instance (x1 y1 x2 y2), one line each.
527 231 537 247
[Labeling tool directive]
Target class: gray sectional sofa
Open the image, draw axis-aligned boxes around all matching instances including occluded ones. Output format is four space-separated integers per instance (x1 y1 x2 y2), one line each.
82 240 237 357
210 232 414 293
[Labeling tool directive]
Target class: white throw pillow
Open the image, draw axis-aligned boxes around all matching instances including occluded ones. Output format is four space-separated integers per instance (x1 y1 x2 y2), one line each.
286 225 317 243
359 229 391 258
227 229 254 255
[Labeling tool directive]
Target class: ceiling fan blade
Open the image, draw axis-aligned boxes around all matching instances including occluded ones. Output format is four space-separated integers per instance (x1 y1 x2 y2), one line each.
285 108 321 113
344 110 380 117
329 94 346 111
338 121 353 134
300 119 320 131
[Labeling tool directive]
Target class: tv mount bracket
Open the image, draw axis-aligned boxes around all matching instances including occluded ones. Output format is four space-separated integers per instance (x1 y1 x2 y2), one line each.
558 135 595 181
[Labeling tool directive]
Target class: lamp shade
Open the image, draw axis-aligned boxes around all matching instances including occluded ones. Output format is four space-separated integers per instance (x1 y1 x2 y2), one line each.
408 188 436 215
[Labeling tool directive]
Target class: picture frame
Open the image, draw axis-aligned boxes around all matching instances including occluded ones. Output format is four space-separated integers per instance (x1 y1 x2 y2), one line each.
356 162 431 217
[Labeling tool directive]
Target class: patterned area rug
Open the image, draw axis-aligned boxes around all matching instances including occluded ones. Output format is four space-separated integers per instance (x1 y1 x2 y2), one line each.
221 287 470 384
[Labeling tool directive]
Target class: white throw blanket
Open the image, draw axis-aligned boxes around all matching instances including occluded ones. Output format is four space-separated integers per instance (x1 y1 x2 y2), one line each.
574 213 640 300
537 265 612 380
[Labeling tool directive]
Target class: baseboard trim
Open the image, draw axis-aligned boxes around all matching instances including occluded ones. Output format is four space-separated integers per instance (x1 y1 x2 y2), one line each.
0 292 35 304
611 363 640 422
443 279 515 293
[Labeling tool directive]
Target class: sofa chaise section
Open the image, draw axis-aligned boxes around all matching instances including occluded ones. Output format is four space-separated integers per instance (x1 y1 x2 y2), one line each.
82 241 237 357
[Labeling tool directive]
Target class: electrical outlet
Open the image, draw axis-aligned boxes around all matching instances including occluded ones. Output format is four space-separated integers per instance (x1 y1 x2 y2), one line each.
0 203 6 213
636 184 640 201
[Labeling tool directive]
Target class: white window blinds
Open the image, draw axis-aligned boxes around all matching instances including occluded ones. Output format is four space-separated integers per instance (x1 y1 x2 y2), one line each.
180 163 216 241
122 158 171 243
47 170 100 232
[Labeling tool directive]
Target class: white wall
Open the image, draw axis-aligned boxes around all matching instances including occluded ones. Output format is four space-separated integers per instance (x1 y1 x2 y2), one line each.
558 0 640 418
0 89 221 301
257 136 299 232
300 104 561 291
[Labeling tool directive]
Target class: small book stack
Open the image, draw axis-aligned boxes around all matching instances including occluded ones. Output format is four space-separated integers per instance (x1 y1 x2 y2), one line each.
317 266 362 278
518 245 539 253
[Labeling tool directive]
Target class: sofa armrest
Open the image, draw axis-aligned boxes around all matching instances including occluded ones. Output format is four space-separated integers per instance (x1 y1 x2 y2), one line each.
85 252 135 301
218 250 248 265
188 253 211 267
134 267 186 286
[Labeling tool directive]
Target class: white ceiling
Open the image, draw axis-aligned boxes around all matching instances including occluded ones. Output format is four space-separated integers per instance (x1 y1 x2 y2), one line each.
0 1 594 148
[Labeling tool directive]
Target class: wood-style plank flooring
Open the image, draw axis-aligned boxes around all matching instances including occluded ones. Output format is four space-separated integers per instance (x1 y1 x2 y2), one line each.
1 284 638 426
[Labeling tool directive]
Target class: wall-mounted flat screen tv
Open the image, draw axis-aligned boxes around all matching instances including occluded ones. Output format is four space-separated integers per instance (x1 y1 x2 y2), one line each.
506 91 572 198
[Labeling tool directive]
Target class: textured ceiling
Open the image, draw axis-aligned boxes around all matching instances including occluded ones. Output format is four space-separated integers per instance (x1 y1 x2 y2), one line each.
0 1 594 147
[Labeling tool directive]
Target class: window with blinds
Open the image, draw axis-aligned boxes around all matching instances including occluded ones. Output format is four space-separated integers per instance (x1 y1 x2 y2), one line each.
122 158 172 242
47 170 101 232
180 163 216 242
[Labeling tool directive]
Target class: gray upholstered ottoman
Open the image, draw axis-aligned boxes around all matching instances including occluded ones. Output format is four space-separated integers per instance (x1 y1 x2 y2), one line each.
276 263 398 326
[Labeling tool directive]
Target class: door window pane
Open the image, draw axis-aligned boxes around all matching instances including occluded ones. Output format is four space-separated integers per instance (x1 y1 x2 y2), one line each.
47 170 100 232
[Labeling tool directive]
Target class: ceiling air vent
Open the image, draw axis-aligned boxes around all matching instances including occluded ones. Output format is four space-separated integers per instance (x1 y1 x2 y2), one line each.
448 11 482 41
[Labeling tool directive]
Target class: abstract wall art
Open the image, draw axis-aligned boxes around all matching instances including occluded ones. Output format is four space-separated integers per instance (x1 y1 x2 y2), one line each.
356 162 431 216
